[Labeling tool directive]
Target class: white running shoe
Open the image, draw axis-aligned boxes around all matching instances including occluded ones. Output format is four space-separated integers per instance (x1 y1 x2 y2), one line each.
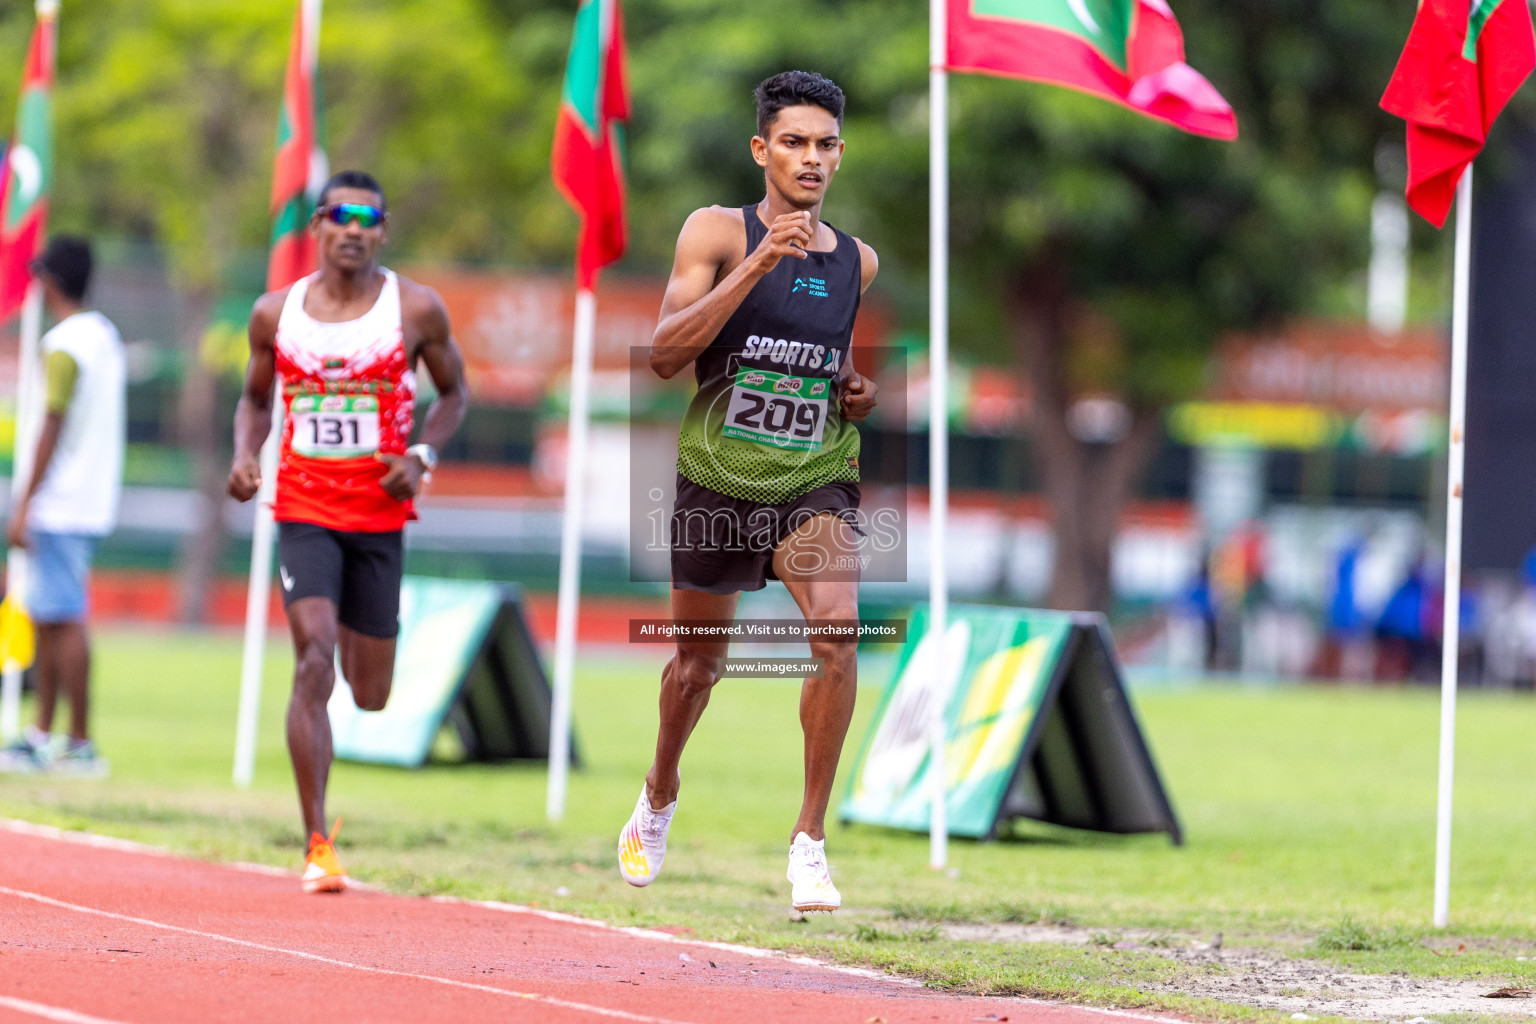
617 786 676 887
787 832 841 912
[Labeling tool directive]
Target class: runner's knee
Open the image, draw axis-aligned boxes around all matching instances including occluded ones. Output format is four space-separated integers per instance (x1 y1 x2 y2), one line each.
808 597 859 628
339 634 395 711
348 671 391 712
810 639 858 674
807 598 859 666
293 639 336 699
352 689 388 712
674 650 722 700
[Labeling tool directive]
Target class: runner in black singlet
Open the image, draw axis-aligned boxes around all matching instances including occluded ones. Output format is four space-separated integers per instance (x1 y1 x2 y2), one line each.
616 71 880 914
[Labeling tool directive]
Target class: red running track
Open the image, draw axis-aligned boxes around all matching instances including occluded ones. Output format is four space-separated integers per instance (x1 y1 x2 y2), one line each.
0 821 1169 1024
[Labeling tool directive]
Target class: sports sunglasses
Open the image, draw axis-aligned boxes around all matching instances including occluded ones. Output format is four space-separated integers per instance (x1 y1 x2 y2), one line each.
319 202 385 228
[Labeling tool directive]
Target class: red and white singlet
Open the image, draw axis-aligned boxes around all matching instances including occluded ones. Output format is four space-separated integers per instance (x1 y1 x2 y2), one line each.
272 269 417 532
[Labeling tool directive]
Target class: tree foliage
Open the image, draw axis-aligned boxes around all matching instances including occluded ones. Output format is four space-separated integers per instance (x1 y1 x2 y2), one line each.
0 0 575 280
0 0 1422 361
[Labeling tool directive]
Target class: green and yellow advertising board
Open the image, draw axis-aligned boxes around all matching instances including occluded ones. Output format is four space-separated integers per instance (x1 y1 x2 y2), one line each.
841 605 1180 843
329 577 573 768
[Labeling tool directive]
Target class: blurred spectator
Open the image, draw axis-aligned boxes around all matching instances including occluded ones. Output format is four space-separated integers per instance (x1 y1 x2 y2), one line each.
0 236 124 778
1315 537 1375 681
1374 560 1429 681
1211 522 1265 672
1186 559 1217 667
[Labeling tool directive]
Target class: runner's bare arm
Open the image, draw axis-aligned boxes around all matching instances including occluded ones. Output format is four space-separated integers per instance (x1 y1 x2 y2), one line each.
857 238 879 295
227 290 286 502
837 239 880 422
405 284 469 454
650 206 813 379
380 282 469 500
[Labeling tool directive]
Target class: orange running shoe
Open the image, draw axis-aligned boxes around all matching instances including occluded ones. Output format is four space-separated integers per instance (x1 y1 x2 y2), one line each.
302 819 347 894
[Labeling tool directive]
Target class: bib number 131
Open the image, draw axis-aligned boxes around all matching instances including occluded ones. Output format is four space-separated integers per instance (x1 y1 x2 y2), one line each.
723 369 828 451
290 395 381 459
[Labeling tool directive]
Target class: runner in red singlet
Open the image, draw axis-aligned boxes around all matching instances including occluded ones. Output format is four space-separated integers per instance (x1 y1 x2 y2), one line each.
228 170 468 893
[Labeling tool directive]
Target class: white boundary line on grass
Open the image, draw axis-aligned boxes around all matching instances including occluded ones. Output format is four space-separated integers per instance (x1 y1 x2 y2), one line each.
451 896 920 985
0 819 1190 1024
457 899 1198 1024
0 884 692 1024
0 995 135 1024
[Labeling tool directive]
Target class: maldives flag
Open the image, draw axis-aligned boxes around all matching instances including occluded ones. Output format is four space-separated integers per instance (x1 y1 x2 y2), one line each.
1381 0 1535 228
947 0 1237 140
267 0 328 291
552 0 629 290
0 1 57 322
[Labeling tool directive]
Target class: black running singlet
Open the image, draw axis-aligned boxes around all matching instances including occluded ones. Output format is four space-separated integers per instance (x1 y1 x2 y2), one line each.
675 205 863 505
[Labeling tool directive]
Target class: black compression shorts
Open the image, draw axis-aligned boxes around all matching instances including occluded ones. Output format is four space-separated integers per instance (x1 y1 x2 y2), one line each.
276 521 404 638
669 472 862 595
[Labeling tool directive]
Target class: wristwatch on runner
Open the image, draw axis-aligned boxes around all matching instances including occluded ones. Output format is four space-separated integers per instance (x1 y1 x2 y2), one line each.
406 443 438 478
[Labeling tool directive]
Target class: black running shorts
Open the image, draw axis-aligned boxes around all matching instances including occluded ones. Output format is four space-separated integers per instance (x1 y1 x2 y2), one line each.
670 472 862 595
276 521 404 639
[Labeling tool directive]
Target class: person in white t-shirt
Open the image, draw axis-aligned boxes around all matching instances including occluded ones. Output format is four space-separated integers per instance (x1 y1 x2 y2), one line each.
0 236 125 777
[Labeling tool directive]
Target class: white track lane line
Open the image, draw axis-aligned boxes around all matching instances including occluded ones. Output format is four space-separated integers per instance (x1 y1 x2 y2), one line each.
0 995 134 1024
0 886 693 1024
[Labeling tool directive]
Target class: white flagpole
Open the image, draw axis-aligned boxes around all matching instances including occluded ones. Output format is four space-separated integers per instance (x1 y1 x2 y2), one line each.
1 280 44 741
927 0 951 869
232 399 282 788
1433 166 1473 928
233 0 323 788
547 287 596 820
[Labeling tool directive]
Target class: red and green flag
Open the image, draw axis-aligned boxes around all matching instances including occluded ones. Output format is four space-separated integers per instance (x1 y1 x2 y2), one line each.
0 0 57 321
267 0 328 291
1381 0 1535 228
946 0 1237 140
552 0 629 290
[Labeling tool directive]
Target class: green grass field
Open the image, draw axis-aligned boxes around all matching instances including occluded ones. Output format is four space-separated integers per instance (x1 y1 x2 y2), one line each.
4 628 1536 1021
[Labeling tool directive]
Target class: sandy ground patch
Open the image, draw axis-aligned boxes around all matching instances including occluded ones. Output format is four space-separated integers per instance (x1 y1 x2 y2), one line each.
937 923 1535 1022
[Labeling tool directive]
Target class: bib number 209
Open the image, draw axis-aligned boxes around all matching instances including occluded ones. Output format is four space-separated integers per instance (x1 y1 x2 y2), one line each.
722 369 828 451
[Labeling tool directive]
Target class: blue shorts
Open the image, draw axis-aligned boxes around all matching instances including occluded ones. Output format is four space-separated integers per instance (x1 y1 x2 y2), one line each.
27 531 96 624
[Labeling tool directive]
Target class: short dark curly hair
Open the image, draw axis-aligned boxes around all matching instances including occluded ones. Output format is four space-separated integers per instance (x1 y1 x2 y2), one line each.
31 235 92 302
754 70 845 137
318 169 387 211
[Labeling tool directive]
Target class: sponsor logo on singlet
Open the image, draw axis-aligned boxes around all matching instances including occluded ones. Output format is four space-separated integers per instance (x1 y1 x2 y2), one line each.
741 334 843 373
